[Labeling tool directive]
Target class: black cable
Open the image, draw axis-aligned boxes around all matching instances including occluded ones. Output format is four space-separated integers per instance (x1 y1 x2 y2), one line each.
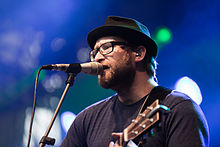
27 67 43 147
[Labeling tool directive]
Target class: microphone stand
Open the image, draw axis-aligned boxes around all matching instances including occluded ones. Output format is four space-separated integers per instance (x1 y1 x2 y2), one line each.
39 73 76 147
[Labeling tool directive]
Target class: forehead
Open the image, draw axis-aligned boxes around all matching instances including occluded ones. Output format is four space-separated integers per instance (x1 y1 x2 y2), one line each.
94 36 125 48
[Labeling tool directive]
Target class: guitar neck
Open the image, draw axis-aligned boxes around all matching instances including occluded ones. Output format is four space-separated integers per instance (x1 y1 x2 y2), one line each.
117 100 169 146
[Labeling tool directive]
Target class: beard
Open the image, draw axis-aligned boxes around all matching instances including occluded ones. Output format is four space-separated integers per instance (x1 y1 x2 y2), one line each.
98 53 136 90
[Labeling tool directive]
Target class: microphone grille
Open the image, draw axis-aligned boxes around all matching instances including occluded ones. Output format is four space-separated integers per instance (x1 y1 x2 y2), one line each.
90 62 103 75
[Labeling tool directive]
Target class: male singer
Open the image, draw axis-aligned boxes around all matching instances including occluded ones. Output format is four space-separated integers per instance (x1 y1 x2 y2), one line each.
60 16 209 147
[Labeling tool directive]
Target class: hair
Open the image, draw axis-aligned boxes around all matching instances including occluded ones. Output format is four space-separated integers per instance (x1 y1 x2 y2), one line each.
143 53 158 80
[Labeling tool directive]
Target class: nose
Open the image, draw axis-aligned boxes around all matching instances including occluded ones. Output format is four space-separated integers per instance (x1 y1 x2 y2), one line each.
94 51 105 62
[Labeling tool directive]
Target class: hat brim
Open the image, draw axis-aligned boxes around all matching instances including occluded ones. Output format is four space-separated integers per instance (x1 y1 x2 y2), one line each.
87 26 158 58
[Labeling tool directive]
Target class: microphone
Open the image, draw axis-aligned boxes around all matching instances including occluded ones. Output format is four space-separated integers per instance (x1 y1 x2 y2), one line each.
41 62 104 75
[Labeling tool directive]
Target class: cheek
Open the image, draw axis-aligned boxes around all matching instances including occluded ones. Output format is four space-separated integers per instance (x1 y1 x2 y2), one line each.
119 52 133 66
113 49 130 61
106 49 134 70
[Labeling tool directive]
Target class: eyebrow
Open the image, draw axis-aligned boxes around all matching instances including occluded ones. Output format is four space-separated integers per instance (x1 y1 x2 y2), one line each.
94 40 126 49
94 41 109 50
94 43 102 50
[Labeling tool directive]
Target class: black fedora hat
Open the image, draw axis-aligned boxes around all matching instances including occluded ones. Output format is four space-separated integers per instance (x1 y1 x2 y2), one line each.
87 16 158 58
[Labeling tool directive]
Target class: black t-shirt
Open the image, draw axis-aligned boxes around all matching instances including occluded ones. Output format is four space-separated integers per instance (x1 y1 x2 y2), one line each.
60 89 209 147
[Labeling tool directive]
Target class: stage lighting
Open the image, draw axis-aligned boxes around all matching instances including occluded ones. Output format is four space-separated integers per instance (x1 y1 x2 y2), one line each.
155 27 172 43
174 76 202 105
60 111 76 133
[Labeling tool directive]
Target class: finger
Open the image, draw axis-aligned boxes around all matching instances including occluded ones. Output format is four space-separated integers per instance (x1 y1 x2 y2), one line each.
114 142 123 147
109 141 123 147
112 132 122 138
109 141 114 147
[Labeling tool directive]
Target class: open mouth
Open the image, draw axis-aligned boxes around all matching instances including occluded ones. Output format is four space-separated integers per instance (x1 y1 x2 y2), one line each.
103 65 110 70
99 65 110 75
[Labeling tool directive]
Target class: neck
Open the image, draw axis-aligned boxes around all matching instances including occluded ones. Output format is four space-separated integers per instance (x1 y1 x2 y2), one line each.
116 72 158 105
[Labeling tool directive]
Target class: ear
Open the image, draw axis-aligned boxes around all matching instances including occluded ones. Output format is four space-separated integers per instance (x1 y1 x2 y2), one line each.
134 45 146 62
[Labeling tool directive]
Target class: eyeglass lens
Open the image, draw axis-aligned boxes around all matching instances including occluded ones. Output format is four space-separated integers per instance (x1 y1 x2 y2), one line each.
90 42 127 61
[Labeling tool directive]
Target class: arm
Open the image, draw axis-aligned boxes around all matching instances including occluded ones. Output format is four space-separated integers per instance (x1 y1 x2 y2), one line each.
165 100 209 147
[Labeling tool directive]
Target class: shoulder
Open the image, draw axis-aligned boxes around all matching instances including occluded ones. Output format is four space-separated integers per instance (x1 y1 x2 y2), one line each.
87 93 117 108
75 94 117 120
162 90 207 121
84 93 117 112
66 94 118 138
61 95 117 147
161 90 209 146
162 90 196 109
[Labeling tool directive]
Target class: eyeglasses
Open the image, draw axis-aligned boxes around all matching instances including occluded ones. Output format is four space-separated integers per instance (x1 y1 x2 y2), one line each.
89 41 128 61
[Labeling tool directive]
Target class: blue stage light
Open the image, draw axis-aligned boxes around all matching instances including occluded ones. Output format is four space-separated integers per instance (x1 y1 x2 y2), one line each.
174 76 202 105
60 111 76 133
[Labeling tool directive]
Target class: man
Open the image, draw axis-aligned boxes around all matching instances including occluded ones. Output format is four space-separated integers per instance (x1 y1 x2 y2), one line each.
60 16 209 147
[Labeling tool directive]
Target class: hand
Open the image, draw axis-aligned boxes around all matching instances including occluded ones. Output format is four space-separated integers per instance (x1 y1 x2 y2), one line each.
109 132 138 147
109 141 138 147
109 141 122 147
109 133 123 147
